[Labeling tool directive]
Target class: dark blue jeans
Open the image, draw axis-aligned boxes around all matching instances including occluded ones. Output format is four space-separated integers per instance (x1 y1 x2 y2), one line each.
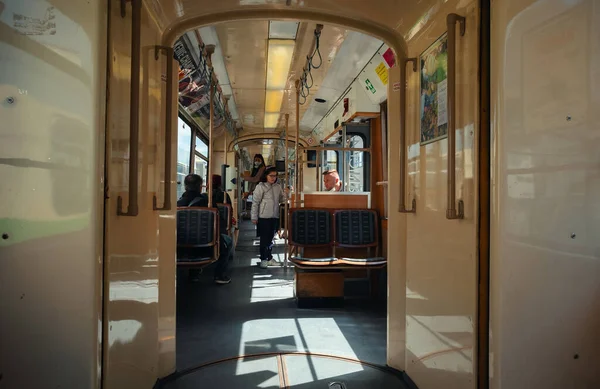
186 233 233 279
257 218 278 262
215 234 233 277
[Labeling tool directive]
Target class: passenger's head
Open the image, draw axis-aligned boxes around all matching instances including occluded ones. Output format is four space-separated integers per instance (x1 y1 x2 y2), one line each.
184 174 203 192
263 166 278 184
253 154 265 169
212 174 222 189
323 169 340 191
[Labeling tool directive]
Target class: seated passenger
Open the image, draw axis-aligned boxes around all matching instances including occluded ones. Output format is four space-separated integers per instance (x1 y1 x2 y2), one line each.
210 174 232 204
322 169 342 192
210 174 233 236
177 174 232 285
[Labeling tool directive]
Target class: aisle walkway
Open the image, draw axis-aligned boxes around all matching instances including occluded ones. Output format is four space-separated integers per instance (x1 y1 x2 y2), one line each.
161 221 402 388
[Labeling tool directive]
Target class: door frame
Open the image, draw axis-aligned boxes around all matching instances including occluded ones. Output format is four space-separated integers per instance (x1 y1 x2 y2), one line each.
476 0 491 388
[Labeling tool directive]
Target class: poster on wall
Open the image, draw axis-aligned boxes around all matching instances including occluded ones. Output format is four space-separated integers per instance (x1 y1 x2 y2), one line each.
419 33 448 145
173 35 224 130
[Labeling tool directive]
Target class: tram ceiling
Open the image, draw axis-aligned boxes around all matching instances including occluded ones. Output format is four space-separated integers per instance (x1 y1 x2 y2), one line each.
228 133 307 151
160 0 448 141
195 20 348 134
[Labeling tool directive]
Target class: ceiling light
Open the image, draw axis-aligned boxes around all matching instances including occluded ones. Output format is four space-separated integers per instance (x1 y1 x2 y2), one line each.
265 90 284 113
264 113 280 128
266 39 295 90
264 38 295 130
269 21 299 39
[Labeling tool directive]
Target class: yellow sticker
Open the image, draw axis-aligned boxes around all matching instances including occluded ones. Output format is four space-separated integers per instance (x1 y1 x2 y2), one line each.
375 62 388 85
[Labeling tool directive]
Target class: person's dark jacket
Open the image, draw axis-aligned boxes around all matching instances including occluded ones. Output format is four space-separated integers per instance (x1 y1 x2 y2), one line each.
177 189 231 236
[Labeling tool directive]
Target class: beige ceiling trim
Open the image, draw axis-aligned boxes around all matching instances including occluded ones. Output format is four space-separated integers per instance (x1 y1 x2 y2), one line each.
228 132 308 152
162 8 408 65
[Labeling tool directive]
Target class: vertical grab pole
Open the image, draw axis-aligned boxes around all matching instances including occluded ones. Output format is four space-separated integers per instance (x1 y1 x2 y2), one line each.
315 147 321 190
295 80 301 207
117 0 142 216
446 13 466 220
284 113 290 267
341 126 346 191
206 45 216 209
224 98 229 167
399 57 417 213
153 46 174 211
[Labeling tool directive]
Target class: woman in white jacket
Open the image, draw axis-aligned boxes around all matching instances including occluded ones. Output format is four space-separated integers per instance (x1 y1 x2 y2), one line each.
251 166 289 268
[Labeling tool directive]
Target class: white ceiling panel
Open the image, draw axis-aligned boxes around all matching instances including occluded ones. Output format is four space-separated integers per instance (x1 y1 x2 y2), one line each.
197 26 240 122
268 21 299 39
299 31 384 136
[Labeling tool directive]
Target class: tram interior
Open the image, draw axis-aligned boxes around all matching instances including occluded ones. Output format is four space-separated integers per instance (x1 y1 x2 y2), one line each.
2 0 599 389
168 21 398 388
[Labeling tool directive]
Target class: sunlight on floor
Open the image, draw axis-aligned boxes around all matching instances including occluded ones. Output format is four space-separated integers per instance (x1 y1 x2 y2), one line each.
233 357 280 388
236 318 363 385
250 273 294 303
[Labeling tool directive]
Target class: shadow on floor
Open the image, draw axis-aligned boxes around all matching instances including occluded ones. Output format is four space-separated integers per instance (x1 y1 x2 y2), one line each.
169 221 392 387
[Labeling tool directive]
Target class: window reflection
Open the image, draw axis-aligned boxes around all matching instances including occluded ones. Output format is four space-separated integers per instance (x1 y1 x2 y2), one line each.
194 155 208 191
177 119 192 199
347 135 364 192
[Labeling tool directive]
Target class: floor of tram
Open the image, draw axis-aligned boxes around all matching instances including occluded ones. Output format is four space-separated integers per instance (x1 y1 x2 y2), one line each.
160 221 407 388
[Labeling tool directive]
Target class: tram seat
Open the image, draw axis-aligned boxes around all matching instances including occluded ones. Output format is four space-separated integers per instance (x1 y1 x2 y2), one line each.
216 203 232 237
288 208 336 264
333 209 386 266
288 208 386 267
288 208 386 306
176 207 220 267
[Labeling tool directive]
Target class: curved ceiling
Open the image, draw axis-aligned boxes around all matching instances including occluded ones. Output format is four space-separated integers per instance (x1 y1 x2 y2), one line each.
155 0 451 161
154 0 441 45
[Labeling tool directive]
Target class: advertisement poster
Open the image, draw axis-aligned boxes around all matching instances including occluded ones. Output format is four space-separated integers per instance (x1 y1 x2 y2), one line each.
420 33 448 145
173 36 224 129
375 62 389 85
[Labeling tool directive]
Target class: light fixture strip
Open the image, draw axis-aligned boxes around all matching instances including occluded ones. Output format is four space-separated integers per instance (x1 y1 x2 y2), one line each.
264 36 296 129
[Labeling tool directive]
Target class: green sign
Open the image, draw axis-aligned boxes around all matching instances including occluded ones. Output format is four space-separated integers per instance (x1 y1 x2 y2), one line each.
365 79 376 94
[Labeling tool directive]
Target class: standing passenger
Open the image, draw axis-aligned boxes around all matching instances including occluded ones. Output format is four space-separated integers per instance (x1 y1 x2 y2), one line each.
242 154 266 196
251 166 289 269
242 154 266 235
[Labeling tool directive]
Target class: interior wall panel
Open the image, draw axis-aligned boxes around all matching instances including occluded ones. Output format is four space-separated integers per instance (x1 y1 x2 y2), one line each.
0 0 107 387
490 0 600 387
403 1 480 388
103 0 177 387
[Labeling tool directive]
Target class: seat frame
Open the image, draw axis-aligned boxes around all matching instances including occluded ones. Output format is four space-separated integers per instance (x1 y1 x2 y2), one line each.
216 202 233 237
288 207 387 269
176 207 220 268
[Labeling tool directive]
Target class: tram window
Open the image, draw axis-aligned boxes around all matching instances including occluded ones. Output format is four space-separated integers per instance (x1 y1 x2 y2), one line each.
325 150 338 171
195 136 208 156
177 118 192 199
347 135 365 192
194 155 208 191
